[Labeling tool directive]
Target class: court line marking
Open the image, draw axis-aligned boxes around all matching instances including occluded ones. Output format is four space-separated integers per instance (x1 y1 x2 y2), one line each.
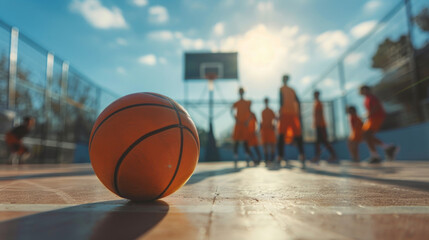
1 204 429 215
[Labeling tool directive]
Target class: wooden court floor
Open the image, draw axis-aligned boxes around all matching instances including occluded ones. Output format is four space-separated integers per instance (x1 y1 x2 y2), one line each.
0 161 428 240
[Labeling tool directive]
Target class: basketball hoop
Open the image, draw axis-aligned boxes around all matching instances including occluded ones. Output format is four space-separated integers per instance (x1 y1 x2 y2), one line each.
205 73 217 91
205 73 217 80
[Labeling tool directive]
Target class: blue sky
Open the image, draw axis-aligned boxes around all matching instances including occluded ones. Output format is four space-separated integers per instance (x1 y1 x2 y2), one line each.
1 0 425 136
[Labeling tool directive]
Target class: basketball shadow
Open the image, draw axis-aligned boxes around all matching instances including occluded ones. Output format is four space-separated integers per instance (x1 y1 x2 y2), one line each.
0 169 94 181
0 200 169 240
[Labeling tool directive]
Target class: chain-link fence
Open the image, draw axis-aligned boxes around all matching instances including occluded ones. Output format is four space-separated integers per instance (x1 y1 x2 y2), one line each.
0 19 119 163
302 0 429 140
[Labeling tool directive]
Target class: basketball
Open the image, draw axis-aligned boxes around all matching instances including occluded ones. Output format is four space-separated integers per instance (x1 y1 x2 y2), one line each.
89 92 200 201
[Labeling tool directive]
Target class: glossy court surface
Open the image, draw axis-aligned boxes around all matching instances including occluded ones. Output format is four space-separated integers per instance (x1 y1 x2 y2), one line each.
0 161 428 240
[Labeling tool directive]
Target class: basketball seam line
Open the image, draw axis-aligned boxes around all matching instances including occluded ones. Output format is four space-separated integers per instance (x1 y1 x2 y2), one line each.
153 97 184 200
112 124 197 199
89 103 186 151
113 124 181 197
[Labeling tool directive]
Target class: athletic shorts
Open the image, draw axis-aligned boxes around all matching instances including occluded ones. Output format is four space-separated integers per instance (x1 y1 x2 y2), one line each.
247 133 259 147
349 131 363 142
233 122 248 141
278 114 301 137
5 132 28 155
261 128 276 144
362 117 385 133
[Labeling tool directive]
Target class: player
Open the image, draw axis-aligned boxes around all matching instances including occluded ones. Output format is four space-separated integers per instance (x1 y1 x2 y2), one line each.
311 91 337 163
4 116 35 164
260 97 276 165
359 85 399 163
247 112 262 166
346 106 363 163
231 87 253 168
277 75 306 169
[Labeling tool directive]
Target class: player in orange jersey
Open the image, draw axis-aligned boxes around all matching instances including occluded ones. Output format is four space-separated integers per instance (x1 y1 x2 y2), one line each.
247 112 262 166
360 85 399 164
346 106 363 163
277 75 306 169
260 97 276 165
311 91 337 163
231 87 253 168
4 116 35 164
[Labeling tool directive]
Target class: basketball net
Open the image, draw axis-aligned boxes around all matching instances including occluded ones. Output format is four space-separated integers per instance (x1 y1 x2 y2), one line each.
206 73 217 91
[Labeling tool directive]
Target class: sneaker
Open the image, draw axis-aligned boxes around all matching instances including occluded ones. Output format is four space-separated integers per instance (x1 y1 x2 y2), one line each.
368 156 382 164
384 145 399 161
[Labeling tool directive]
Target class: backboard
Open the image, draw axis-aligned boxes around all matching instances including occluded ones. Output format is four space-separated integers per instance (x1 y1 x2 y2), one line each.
184 52 238 81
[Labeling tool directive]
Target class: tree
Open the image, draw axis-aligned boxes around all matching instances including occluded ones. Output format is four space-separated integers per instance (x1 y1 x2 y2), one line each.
414 8 429 32
371 35 410 72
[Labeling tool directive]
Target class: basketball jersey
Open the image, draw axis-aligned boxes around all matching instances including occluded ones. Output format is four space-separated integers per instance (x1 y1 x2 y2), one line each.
314 100 326 127
349 114 363 138
280 86 299 115
248 114 257 133
233 99 251 123
261 107 275 129
364 94 385 119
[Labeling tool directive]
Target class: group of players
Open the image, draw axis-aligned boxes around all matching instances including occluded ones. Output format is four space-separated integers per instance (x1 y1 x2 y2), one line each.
231 75 399 169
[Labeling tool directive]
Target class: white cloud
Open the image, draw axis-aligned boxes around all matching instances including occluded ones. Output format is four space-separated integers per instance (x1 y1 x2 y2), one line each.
323 78 334 87
139 54 157 66
315 30 349 58
116 37 128 46
70 0 128 29
180 38 207 50
364 0 382 13
302 76 315 85
257 2 273 12
148 30 174 41
213 22 225 36
131 0 148 7
345 52 364 65
214 24 310 89
350 20 377 38
116 66 126 74
149 5 169 24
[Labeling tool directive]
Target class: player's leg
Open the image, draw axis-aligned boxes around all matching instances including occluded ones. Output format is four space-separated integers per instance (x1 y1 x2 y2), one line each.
244 141 253 167
291 116 305 168
348 140 359 162
253 146 262 165
363 129 382 164
277 134 285 164
312 128 322 163
270 143 276 162
263 143 269 164
321 127 337 162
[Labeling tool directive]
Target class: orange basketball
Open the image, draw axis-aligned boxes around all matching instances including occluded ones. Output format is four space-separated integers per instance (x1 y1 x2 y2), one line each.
89 92 200 201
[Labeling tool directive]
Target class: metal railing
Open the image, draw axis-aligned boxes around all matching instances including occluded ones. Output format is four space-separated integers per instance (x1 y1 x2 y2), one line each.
302 0 429 139
0 18 119 163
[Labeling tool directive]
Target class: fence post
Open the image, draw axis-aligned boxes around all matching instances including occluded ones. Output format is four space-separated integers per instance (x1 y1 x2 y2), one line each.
41 52 54 162
337 60 348 140
404 0 423 122
7 27 18 110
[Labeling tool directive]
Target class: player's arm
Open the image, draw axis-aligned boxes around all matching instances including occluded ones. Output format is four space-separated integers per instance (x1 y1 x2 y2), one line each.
368 105 380 118
279 89 283 108
295 91 301 112
231 104 237 120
